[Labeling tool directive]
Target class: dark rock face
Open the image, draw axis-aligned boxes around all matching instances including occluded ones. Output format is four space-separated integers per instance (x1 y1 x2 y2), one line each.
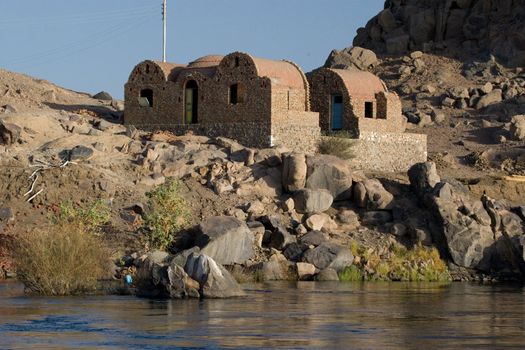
353 0 525 67
302 243 354 271
0 121 21 146
408 161 525 274
324 47 379 71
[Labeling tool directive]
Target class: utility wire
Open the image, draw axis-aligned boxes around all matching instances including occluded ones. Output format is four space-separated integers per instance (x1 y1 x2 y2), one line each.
9 16 155 70
3 9 156 67
0 5 157 25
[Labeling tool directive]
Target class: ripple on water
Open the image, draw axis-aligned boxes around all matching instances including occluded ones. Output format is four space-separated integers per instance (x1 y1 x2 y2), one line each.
0 281 524 350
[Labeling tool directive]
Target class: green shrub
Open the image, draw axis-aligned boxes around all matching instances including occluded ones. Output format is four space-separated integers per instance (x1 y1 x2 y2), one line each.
57 200 111 235
347 241 451 282
11 216 110 296
144 181 190 250
339 265 364 282
318 131 357 160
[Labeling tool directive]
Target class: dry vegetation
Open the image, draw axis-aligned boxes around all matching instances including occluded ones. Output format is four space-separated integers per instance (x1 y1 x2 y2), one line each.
318 131 357 160
10 202 111 295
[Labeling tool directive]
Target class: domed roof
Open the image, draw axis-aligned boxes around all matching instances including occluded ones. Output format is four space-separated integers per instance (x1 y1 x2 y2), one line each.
250 57 306 89
188 55 224 68
328 68 387 98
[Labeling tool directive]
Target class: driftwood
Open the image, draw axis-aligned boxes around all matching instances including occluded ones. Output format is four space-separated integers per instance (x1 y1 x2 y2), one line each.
24 159 77 202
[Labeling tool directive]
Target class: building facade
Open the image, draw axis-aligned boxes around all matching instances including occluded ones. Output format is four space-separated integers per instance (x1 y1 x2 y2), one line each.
124 52 320 153
308 68 427 172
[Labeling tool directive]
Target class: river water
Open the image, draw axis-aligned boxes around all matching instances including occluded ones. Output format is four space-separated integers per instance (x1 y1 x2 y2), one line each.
0 281 524 349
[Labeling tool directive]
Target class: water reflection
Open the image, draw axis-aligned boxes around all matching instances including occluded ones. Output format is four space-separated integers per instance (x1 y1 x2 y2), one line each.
0 281 524 349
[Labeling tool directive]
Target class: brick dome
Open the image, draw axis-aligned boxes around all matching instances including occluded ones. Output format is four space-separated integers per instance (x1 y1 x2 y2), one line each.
329 68 387 98
188 55 225 68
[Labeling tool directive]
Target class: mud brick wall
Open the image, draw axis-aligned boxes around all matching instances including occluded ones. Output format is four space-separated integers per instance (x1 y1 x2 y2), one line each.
138 122 273 149
350 131 427 172
308 68 405 136
357 92 405 134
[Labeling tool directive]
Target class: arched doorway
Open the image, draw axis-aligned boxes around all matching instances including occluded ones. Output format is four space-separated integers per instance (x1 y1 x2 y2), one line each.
184 80 198 124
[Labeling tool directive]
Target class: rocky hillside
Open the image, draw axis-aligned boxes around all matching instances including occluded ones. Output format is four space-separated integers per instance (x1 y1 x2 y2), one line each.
0 64 524 294
353 0 525 67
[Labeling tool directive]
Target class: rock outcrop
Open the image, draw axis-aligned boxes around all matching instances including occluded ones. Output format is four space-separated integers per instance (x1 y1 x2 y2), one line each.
353 0 525 67
409 162 525 273
195 216 254 265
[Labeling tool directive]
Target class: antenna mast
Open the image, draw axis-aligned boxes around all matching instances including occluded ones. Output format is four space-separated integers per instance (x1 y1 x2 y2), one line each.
162 0 167 62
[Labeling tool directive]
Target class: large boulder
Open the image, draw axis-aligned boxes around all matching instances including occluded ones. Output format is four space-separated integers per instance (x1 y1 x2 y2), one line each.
305 155 353 201
195 216 254 265
353 179 394 210
510 115 525 141
293 189 333 214
282 153 307 192
270 227 296 250
135 251 200 299
475 89 502 109
93 91 113 101
251 261 296 281
184 253 245 298
0 121 21 146
302 243 354 271
324 46 379 71
433 197 494 269
378 9 398 32
166 263 201 299
408 162 441 197
409 9 436 45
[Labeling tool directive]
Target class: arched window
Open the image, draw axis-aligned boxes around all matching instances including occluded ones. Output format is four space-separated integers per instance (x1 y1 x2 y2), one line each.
184 80 199 124
229 83 246 105
139 89 153 107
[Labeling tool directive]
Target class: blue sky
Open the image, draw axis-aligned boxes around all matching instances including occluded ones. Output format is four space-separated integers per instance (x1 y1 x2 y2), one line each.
0 1 383 99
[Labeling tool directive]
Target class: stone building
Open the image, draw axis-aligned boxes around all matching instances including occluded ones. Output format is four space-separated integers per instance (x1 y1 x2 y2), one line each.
308 68 405 136
308 68 427 172
124 52 320 153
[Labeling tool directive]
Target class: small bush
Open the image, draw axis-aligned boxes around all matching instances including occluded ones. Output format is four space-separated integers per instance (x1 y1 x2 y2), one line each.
339 265 364 282
318 131 357 160
11 221 109 296
57 200 111 235
144 181 190 250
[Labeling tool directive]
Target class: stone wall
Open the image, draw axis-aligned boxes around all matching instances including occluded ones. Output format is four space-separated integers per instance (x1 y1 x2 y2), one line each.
350 131 427 172
271 121 320 154
136 122 272 149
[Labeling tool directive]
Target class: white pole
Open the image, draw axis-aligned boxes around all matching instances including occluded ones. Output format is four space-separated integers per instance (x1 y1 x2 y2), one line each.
162 0 167 62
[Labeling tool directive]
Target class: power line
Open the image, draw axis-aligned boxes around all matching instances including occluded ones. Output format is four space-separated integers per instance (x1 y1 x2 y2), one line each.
4 15 155 68
0 5 157 25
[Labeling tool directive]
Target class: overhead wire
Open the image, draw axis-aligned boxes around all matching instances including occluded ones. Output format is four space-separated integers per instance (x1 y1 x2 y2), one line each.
3 7 158 69
0 5 157 25
24 17 155 69
4 12 156 66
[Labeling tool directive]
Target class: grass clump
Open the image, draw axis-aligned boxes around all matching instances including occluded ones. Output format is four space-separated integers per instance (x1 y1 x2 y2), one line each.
318 131 357 160
11 202 111 296
144 181 190 250
339 265 364 282
343 241 451 283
